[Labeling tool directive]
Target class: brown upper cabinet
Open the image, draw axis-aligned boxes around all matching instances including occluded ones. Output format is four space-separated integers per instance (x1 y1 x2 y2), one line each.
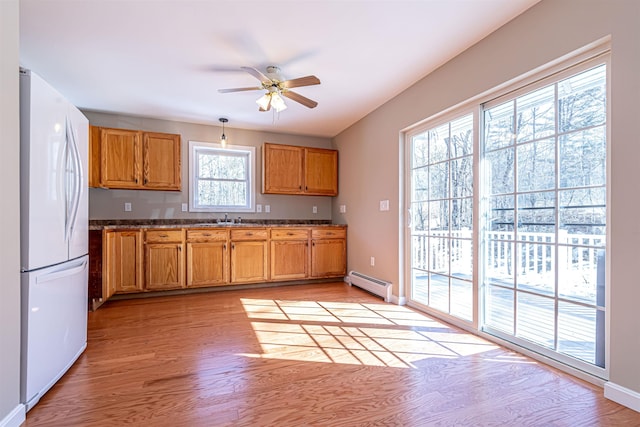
262 142 338 196
89 126 181 191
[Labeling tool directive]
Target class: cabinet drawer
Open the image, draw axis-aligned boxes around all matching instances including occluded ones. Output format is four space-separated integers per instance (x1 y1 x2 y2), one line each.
230 228 268 241
187 229 228 241
311 228 346 239
270 228 309 240
145 229 183 243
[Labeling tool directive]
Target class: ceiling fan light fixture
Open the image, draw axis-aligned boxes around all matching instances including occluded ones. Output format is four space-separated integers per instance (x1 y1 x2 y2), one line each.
270 92 287 112
256 93 271 110
219 117 228 147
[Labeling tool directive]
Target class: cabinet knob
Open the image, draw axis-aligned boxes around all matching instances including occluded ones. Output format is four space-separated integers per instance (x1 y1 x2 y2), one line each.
159 234 168 238
232 243 235 250
203 233 211 237
223 243 227 250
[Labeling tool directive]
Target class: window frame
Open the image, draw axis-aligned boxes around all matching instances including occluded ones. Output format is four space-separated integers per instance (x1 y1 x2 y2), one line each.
188 140 256 213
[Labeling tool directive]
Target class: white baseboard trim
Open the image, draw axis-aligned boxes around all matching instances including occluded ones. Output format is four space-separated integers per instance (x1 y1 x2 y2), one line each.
0 404 25 427
391 295 406 305
604 382 640 412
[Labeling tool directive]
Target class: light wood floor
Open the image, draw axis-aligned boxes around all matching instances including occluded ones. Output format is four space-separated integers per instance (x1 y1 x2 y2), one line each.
24 282 640 426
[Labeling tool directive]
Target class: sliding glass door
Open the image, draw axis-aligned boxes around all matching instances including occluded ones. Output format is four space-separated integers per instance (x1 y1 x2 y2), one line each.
482 62 607 372
408 114 474 322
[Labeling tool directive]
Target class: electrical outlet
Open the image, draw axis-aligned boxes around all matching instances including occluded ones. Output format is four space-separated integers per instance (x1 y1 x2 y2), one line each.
312 206 318 214
181 203 188 212
256 204 262 213
124 202 132 212
265 205 271 213
339 204 346 213
379 200 390 211
370 256 375 267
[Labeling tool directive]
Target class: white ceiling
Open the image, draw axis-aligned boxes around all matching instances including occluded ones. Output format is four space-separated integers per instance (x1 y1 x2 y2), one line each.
19 0 540 138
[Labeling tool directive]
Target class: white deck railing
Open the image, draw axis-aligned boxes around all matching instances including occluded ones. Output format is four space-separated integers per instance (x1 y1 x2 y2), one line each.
412 230 605 295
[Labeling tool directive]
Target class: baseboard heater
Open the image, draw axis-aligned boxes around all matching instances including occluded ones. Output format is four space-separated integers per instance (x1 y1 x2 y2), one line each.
347 271 392 302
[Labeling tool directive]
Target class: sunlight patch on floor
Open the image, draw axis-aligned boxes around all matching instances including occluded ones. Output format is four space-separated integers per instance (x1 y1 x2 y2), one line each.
238 298 499 368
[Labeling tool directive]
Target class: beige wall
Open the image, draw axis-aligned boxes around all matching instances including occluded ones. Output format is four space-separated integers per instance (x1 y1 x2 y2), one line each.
0 0 24 424
85 111 334 221
334 0 640 394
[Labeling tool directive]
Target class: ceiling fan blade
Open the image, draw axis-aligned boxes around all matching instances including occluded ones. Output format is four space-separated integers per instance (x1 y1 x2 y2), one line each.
281 75 321 89
241 66 272 84
218 86 262 93
281 91 318 109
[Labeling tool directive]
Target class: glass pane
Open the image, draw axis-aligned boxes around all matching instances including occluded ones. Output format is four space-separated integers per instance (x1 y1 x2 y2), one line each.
428 237 449 275
429 273 449 312
488 194 514 232
429 162 449 200
517 139 555 192
429 124 449 164
559 65 606 133
516 85 555 142
559 126 606 188
485 237 514 287
559 188 606 239
517 191 555 237
427 200 449 234
451 278 472 321
450 115 473 158
486 147 514 195
485 285 514 334
197 180 247 207
517 243 554 296
450 238 472 280
412 133 429 168
198 152 246 180
411 233 429 270
484 101 514 151
451 156 473 198
451 198 472 231
558 246 604 305
412 166 429 202
558 301 601 365
411 269 429 305
411 201 429 232
516 293 554 348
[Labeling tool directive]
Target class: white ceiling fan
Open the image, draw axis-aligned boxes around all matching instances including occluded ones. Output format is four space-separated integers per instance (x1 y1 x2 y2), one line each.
218 66 320 112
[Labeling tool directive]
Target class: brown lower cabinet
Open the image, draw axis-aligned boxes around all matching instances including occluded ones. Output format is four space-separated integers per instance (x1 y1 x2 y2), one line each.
101 225 346 298
230 228 269 284
144 229 185 290
186 229 229 287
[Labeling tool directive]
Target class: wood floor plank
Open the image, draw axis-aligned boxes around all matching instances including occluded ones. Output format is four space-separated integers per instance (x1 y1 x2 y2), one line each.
24 282 640 426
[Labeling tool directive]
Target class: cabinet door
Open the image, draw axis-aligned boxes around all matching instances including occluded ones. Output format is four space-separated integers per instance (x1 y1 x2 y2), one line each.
311 239 346 278
305 148 338 196
231 241 268 283
103 230 143 296
187 241 228 287
102 231 117 300
145 243 185 290
263 143 304 194
115 231 144 293
270 240 308 280
143 132 181 190
100 128 142 188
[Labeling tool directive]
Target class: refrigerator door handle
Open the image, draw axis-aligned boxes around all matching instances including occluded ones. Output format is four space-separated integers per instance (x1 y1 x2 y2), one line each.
35 258 88 284
64 117 83 243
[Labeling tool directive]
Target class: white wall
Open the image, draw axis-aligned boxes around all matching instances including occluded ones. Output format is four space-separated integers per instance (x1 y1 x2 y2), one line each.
85 111 334 222
334 0 640 397
0 0 25 425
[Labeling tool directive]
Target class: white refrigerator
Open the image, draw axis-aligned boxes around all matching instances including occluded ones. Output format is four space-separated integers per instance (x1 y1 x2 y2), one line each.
19 69 89 411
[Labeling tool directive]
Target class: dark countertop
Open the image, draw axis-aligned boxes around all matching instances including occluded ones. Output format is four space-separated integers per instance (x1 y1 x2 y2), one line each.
89 219 341 230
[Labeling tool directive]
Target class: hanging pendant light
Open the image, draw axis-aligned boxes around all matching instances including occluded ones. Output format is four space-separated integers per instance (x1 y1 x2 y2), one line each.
219 117 228 147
